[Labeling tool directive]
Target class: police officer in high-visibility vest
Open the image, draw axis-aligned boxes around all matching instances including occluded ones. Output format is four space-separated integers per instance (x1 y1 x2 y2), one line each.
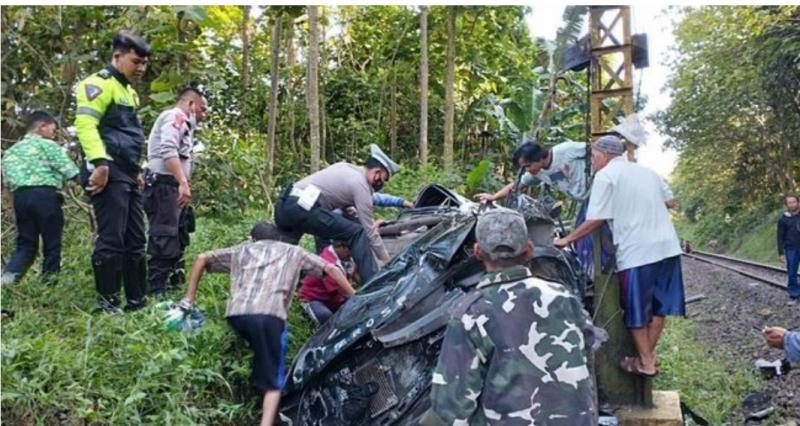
74 30 151 313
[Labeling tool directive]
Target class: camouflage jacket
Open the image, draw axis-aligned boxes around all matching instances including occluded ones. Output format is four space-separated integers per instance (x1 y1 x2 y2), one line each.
430 265 596 425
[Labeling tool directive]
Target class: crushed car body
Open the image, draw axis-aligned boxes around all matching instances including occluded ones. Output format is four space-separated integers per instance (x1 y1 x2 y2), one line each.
279 184 588 425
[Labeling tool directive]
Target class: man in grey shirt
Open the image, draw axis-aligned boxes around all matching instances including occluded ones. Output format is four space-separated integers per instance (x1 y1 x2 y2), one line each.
144 87 207 297
274 144 399 282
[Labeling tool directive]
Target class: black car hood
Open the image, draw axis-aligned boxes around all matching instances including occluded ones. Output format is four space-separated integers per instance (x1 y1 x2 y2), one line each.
287 215 476 389
286 190 564 391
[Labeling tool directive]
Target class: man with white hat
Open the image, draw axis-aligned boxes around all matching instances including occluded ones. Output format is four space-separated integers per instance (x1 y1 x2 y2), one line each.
274 144 400 282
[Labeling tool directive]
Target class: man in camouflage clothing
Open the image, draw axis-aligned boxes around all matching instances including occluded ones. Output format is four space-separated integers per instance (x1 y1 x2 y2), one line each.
425 207 596 425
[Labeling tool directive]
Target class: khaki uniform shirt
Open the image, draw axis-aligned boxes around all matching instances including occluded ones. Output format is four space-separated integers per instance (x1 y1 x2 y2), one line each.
146 107 195 180
295 162 388 260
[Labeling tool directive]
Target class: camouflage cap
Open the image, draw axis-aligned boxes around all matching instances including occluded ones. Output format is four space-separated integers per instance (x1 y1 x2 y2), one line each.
475 207 530 261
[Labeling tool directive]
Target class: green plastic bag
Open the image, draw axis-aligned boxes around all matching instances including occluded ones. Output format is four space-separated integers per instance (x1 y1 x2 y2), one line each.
157 300 205 332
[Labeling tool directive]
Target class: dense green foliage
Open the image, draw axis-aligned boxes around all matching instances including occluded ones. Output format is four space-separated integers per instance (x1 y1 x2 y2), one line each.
1 6 595 214
659 6 800 250
728 209 785 266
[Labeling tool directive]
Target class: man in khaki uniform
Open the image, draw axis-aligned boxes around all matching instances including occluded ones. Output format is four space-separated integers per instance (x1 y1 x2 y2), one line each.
274 144 400 282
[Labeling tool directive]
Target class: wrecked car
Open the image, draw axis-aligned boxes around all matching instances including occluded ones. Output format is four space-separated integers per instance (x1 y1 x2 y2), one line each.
278 184 587 425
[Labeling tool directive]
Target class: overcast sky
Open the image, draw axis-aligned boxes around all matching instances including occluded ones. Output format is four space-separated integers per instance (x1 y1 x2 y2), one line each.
527 5 680 179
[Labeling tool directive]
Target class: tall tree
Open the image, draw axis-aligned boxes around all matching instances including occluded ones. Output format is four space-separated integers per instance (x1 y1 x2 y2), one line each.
266 16 282 185
306 5 321 172
320 7 328 163
285 16 301 168
240 6 252 142
443 6 456 172
390 72 398 158
418 6 429 166
177 10 188 74
658 6 800 244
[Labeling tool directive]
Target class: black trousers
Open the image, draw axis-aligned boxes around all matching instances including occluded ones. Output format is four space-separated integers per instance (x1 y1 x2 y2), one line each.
227 314 288 391
6 186 64 278
274 185 379 282
87 170 146 303
143 178 192 294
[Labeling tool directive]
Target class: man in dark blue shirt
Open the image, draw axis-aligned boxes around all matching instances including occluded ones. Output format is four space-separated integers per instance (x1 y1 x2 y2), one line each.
777 193 800 302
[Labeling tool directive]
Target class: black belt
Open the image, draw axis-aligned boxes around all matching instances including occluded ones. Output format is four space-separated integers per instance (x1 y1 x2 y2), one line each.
153 174 179 187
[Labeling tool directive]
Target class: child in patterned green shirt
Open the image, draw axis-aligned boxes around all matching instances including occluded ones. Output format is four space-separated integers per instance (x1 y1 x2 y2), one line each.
2 110 79 285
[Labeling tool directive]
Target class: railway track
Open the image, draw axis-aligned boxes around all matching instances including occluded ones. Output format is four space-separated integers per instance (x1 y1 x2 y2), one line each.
683 250 792 290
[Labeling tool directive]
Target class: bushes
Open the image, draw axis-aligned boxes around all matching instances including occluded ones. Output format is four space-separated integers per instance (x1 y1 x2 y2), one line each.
191 129 270 218
380 159 509 204
675 201 783 257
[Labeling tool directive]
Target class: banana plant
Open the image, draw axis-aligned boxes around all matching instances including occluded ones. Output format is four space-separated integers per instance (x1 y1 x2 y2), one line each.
471 6 589 147
530 5 588 141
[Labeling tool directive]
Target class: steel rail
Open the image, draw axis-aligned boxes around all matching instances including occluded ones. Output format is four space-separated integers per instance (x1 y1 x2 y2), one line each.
683 251 789 290
690 250 793 275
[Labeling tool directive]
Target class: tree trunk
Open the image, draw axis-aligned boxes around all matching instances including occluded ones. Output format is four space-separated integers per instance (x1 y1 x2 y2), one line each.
376 20 412 147
266 17 282 187
418 6 429 166
390 70 398 159
306 5 321 172
443 6 456 172
285 18 301 169
320 7 328 164
240 5 252 142
177 11 187 74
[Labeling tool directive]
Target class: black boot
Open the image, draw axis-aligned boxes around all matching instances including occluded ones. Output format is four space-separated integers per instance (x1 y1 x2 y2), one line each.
147 257 174 299
123 256 148 312
93 257 122 313
168 258 185 291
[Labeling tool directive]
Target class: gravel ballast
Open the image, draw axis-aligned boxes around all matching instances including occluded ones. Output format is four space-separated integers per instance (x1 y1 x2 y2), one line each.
681 256 799 423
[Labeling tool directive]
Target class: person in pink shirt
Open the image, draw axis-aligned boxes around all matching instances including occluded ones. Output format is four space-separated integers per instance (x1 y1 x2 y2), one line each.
299 241 359 325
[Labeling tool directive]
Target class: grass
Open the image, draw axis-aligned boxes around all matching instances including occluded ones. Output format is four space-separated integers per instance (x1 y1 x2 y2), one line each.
1 211 292 425
676 207 784 267
729 208 784 266
655 317 760 424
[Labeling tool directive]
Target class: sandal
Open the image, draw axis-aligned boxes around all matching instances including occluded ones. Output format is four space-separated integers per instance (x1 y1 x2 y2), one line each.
619 356 658 378
625 354 660 367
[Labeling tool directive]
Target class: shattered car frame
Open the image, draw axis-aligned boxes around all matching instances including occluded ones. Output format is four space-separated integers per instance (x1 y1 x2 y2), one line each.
279 184 587 425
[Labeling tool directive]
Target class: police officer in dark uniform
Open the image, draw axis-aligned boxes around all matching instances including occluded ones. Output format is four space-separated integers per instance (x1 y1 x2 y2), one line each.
144 87 207 297
74 30 150 312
